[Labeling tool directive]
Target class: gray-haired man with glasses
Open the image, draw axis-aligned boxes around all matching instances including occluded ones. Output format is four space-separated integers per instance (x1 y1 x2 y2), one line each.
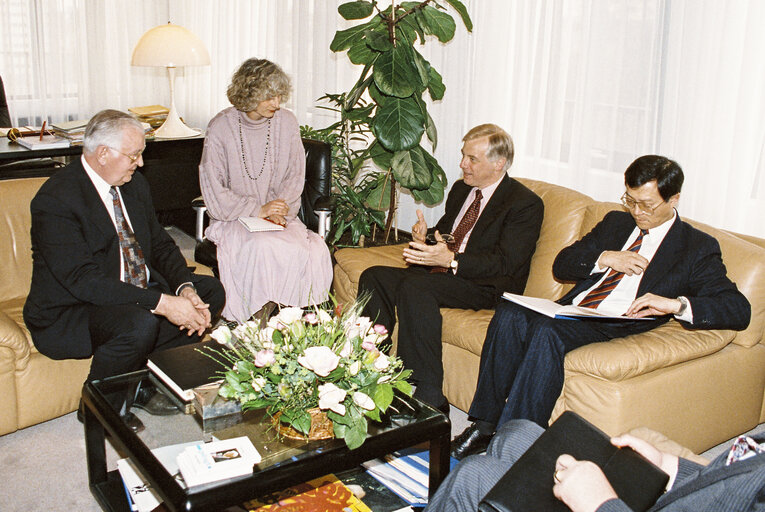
452 154 751 460
24 109 225 432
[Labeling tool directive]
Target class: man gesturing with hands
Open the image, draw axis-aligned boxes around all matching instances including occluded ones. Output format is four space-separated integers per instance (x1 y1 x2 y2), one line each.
358 124 544 414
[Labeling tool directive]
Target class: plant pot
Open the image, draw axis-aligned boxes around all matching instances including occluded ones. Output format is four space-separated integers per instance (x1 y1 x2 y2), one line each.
274 408 334 441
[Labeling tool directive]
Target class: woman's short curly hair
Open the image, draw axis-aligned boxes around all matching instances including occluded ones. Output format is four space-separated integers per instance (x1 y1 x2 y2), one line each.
226 58 291 111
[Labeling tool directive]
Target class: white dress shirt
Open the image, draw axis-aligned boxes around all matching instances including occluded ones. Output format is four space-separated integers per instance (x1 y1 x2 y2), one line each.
450 174 505 252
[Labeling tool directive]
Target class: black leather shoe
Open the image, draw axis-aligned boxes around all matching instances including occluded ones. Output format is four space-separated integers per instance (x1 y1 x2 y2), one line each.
132 387 180 416
450 423 493 460
121 412 145 433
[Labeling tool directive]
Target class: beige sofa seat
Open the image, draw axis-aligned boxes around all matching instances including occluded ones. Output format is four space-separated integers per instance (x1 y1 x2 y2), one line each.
333 178 765 453
0 177 212 436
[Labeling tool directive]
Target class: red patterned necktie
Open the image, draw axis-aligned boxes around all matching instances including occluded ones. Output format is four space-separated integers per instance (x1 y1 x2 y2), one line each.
578 228 648 309
110 187 148 288
431 189 483 273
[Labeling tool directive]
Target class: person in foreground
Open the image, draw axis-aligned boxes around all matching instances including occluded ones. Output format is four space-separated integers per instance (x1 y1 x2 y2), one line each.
199 58 332 323
427 419 765 511
358 124 544 414
452 155 751 459
24 110 225 432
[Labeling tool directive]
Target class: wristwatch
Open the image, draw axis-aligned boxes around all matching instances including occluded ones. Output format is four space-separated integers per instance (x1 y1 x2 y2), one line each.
450 252 459 273
676 296 689 315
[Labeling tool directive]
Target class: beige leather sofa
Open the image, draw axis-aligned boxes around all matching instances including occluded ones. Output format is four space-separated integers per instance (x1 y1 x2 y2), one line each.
0 177 211 436
333 178 765 453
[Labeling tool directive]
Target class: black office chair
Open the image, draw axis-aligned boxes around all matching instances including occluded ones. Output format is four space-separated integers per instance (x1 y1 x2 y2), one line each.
1 75 65 177
192 138 333 277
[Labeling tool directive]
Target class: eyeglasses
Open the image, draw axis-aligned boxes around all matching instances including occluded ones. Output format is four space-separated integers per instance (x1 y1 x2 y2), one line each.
620 192 665 215
109 146 144 162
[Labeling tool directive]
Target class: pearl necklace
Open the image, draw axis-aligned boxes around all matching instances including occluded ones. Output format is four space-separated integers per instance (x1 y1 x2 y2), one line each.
238 116 271 181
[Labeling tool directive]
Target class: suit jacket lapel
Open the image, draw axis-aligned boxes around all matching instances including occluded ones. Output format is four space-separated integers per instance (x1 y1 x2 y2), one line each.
637 216 684 296
75 164 119 243
468 175 511 241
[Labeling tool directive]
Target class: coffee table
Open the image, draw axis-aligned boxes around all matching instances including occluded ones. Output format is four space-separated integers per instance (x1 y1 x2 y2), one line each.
83 369 451 512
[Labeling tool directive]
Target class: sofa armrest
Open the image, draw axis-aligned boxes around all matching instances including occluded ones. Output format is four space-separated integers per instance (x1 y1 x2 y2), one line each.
0 310 31 370
333 244 409 305
564 320 736 381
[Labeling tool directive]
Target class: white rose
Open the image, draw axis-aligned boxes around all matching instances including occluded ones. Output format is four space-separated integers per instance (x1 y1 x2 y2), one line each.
275 307 304 325
210 325 232 345
233 324 249 339
353 391 375 410
374 352 390 370
258 326 275 343
318 383 347 415
298 346 340 377
340 340 353 358
349 360 361 376
251 376 267 392
317 309 333 323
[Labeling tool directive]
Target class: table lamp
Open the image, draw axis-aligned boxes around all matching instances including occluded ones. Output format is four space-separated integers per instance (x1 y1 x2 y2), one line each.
131 23 210 139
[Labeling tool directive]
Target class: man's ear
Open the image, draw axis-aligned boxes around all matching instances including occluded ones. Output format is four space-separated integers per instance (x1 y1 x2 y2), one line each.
494 158 507 173
668 193 680 208
97 145 110 164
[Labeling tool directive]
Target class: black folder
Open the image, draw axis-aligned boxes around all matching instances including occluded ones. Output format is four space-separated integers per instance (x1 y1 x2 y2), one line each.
146 339 225 401
478 411 669 512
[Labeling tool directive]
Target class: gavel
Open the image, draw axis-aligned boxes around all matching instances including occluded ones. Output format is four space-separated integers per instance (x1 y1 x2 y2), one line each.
6 126 48 142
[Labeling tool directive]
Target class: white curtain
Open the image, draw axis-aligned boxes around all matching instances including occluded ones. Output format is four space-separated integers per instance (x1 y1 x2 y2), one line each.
2 0 765 237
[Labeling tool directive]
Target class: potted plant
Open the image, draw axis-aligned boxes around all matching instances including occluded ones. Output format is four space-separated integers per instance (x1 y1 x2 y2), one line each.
320 0 473 244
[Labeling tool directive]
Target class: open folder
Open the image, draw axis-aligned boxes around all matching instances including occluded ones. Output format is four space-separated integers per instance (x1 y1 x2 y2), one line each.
478 411 669 512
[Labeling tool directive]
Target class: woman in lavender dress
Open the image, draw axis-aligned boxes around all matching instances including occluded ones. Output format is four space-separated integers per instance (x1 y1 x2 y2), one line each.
199 58 332 322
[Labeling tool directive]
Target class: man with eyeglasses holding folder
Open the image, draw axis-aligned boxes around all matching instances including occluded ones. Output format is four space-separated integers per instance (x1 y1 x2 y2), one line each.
358 124 544 415
451 154 751 460
24 109 225 432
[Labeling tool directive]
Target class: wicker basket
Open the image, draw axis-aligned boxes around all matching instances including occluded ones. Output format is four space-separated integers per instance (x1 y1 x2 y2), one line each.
274 407 335 440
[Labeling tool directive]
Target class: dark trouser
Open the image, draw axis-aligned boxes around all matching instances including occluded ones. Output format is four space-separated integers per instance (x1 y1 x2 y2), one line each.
468 301 661 427
358 265 497 407
86 274 225 407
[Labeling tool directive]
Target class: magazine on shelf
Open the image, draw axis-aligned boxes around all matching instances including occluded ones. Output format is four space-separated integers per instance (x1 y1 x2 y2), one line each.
237 473 373 511
363 448 459 507
501 292 654 320
238 216 285 232
117 458 162 512
176 436 261 487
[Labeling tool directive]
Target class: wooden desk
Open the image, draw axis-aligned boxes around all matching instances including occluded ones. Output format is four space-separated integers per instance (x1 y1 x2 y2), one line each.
0 136 204 236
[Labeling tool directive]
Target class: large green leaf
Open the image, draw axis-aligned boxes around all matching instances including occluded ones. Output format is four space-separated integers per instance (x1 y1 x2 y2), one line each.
411 150 448 204
365 28 393 52
424 110 438 150
338 1 374 20
427 66 445 101
330 22 372 52
367 82 388 107
373 96 425 152
372 383 394 411
444 0 473 31
392 147 432 190
369 140 394 170
344 416 368 450
411 49 430 88
373 44 420 98
348 38 377 65
419 5 456 42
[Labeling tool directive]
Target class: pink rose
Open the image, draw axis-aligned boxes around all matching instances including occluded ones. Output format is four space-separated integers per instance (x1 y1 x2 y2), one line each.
254 349 275 367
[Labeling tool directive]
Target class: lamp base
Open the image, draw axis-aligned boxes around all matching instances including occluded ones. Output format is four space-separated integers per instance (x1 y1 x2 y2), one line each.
153 112 201 139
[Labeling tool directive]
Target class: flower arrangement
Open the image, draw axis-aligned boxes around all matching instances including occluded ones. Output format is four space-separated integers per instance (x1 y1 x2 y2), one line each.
208 297 412 450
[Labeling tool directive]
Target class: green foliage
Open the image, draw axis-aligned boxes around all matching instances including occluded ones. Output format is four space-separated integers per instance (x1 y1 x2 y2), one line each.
324 0 472 242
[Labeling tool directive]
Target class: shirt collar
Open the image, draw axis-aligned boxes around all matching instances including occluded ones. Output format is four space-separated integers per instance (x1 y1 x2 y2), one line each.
81 155 114 201
643 208 677 238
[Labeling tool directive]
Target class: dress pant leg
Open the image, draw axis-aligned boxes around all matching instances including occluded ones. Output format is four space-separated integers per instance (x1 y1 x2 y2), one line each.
358 266 414 335
497 318 660 427
396 271 496 407
467 301 542 424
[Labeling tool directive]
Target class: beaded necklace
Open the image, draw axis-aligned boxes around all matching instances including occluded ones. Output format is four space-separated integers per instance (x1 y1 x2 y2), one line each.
238 116 271 181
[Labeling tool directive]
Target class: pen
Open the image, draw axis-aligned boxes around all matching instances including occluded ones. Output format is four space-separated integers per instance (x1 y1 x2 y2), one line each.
39 121 46 141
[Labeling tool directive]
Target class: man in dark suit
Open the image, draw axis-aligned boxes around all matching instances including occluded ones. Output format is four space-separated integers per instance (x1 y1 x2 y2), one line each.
452 154 751 459
23 109 225 430
358 124 544 413
427 419 765 511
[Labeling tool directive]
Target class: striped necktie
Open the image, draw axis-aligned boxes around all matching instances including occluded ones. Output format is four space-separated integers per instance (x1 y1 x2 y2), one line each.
432 189 483 273
110 187 148 288
578 228 648 309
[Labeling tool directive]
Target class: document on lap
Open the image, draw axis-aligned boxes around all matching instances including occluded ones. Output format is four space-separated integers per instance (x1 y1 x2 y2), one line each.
238 216 285 232
502 293 654 321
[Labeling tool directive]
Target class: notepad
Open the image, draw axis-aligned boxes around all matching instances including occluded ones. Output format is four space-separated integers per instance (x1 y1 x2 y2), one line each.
16 135 70 150
238 216 285 232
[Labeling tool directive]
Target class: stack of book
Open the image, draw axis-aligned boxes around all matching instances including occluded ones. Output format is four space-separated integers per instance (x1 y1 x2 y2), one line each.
129 105 170 129
50 119 89 145
176 436 261 487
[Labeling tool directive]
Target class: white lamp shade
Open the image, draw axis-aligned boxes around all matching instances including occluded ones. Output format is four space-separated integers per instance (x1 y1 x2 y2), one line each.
131 23 210 67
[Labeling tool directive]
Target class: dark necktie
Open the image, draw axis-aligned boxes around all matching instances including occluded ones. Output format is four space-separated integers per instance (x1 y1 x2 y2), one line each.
431 189 483 273
578 228 648 309
110 187 148 288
